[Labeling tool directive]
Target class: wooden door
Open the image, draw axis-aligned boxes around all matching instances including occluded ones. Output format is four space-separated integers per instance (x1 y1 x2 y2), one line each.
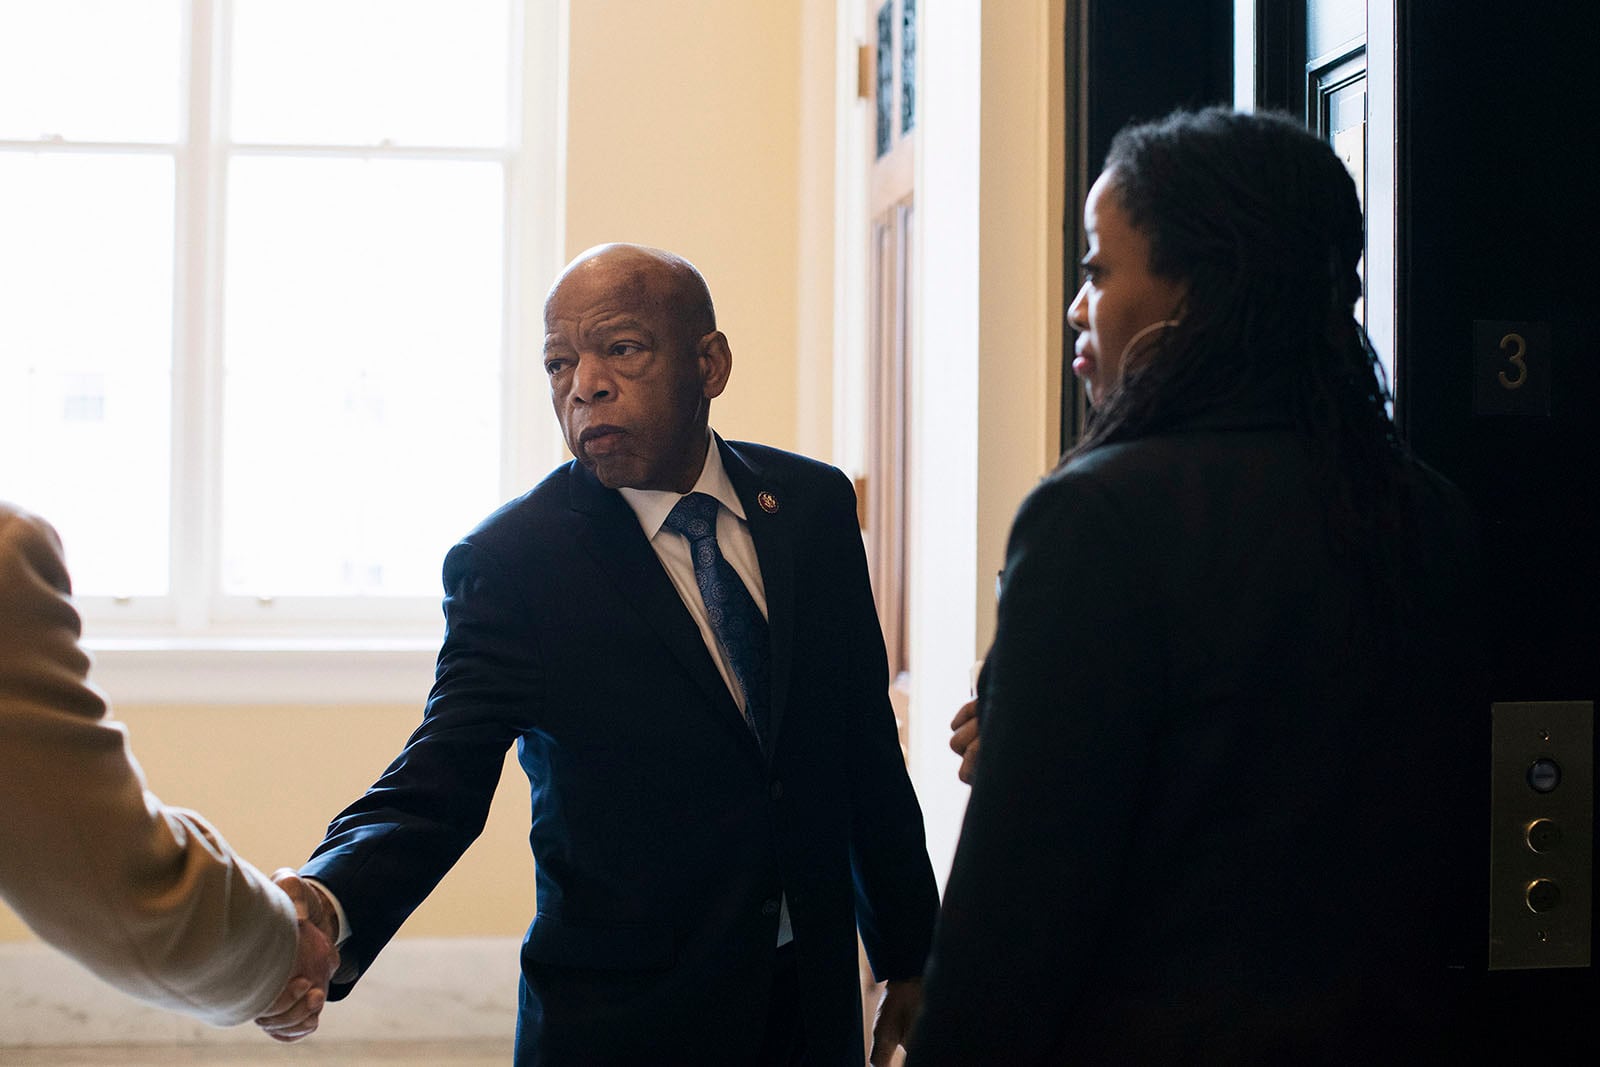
864 0 915 727
1253 0 1388 375
857 3 918 1056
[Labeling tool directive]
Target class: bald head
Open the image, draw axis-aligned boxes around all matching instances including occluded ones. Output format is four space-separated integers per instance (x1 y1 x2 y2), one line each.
547 243 717 342
541 242 732 492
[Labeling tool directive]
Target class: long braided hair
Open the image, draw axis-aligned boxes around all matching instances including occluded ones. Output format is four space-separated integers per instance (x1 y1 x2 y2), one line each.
1070 107 1414 628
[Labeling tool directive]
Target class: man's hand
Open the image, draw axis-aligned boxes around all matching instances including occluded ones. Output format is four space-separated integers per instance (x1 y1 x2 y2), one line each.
254 869 340 1043
950 699 981 785
868 976 923 1066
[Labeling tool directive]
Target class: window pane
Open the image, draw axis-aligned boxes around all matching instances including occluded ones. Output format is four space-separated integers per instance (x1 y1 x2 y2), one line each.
0 0 182 143
221 156 504 597
0 153 174 596
229 0 513 147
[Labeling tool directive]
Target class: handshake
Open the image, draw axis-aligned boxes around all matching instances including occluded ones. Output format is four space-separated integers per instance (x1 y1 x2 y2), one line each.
254 870 342 1042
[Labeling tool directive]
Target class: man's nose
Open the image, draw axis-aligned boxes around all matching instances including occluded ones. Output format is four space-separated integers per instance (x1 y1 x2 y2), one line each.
571 354 613 403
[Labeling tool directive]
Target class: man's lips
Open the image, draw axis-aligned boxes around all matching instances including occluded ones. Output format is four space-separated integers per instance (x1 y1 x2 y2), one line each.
577 425 626 455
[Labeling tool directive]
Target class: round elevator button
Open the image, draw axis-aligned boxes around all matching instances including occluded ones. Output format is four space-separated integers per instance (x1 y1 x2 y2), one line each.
1527 758 1562 794
1525 818 1563 853
1525 879 1562 913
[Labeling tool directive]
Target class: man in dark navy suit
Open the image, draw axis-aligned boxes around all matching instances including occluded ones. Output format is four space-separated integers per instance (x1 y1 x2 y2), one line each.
267 244 938 1065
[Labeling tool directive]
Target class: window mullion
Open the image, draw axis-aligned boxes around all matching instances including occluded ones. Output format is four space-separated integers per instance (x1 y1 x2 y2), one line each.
170 0 220 633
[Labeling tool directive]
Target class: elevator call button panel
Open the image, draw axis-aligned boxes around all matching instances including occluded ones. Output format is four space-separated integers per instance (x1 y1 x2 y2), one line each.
1488 701 1593 970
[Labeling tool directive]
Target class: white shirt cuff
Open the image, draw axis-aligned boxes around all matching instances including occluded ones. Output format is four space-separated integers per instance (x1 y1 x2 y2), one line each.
301 876 351 946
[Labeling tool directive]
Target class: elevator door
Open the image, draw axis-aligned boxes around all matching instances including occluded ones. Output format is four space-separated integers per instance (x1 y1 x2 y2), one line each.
1395 1 1600 1054
1254 0 1600 1053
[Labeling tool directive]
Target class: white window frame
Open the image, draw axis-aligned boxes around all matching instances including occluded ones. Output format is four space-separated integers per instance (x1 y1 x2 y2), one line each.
67 0 569 704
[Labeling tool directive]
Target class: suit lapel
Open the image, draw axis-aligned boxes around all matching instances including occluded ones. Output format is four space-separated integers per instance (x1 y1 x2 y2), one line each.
721 439 795 758
567 465 750 743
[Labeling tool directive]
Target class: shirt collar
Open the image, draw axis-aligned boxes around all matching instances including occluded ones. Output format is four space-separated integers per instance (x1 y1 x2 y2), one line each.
617 432 748 539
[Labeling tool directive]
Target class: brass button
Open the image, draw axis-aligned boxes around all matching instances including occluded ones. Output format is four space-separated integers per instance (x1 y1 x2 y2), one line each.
1525 879 1562 913
1525 818 1563 854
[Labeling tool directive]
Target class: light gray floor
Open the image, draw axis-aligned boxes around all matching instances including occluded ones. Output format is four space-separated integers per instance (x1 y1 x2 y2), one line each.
0 1040 512 1066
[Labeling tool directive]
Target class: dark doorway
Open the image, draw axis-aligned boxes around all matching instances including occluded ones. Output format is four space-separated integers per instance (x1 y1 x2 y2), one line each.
1063 0 1233 447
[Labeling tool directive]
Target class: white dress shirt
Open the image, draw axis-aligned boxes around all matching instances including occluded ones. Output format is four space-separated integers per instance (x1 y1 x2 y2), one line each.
618 433 767 711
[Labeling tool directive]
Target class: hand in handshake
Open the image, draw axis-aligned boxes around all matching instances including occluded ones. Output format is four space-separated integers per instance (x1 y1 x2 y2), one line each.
254 869 340 1042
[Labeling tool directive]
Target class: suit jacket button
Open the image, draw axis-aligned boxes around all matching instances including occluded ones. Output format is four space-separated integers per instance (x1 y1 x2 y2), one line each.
769 780 783 800
762 899 780 916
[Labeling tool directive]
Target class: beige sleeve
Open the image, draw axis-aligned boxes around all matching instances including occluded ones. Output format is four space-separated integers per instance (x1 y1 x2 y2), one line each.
0 504 298 1027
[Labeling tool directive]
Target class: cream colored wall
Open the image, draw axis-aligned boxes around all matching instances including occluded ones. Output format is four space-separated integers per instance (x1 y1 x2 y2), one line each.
564 0 805 453
2 2 815 948
795 0 840 459
974 0 1068 654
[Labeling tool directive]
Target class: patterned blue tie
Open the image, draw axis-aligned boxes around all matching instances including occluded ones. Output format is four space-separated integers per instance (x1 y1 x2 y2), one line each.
662 492 771 750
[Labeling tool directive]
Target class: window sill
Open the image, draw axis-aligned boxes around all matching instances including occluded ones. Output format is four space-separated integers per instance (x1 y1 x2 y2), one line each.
82 637 440 706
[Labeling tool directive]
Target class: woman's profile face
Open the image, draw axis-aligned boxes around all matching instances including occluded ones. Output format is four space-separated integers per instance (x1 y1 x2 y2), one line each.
1067 169 1188 405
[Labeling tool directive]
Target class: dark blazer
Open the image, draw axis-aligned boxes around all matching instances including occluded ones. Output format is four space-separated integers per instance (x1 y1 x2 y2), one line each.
303 438 938 1065
910 410 1480 1065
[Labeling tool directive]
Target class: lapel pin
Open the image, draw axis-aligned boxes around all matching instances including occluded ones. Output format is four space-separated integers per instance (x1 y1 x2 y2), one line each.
757 490 779 514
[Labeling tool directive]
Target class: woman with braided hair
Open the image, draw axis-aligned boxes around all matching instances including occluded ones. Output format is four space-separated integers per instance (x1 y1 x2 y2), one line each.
913 109 1480 1064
